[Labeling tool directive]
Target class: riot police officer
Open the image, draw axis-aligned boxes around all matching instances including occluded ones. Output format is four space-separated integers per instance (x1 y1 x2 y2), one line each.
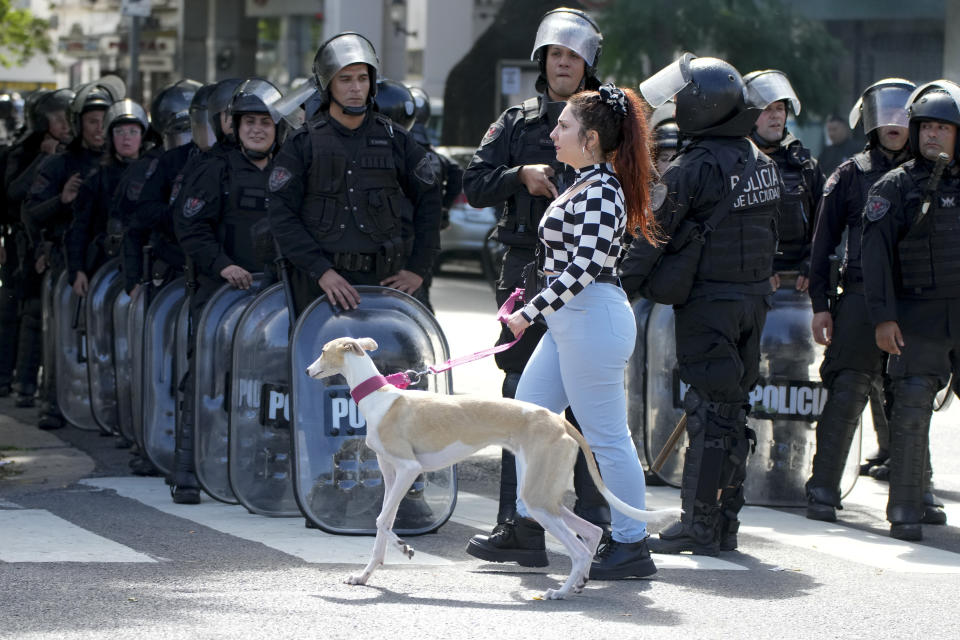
0 89 73 405
862 81 960 540
66 99 149 298
622 54 781 555
23 78 123 428
744 70 824 289
122 79 202 295
802 79 949 524
267 32 441 316
462 8 611 565
172 78 285 504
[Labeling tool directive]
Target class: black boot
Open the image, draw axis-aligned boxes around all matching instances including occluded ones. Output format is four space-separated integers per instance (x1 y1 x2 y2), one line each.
465 518 548 567
885 376 935 542
805 485 841 523
650 501 722 556
921 491 947 526
171 485 201 504
860 450 889 477
590 537 657 580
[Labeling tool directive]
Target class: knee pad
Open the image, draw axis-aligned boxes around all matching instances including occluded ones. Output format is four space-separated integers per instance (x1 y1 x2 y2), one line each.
893 376 939 412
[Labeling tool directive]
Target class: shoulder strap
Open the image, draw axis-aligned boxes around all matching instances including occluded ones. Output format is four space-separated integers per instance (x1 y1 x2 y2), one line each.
702 141 760 235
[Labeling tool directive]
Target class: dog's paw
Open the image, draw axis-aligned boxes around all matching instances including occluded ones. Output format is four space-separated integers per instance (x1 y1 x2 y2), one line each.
345 573 368 586
543 588 568 600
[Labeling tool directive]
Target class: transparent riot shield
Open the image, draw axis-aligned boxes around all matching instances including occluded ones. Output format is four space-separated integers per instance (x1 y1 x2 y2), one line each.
174 294 190 449
140 278 186 475
127 284 148 448
289 286 456 535
643 283 860 506
53 270 99 431
228 282 299 516
40 269 58 420
194 275 266 504
626 297 656 468
112 288 134 442
85 258 124 435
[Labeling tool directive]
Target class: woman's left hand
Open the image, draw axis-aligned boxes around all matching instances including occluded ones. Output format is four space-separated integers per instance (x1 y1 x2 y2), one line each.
506 311 531 338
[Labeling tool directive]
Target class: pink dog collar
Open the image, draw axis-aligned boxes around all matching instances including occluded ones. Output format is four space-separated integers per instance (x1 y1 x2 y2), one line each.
350 375 391 403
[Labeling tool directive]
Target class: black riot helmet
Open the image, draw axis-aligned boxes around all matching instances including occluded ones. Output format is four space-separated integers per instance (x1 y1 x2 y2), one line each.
641 53 759 138
70 75 126 137
654 122 680 152
409 86 430 125
207 77 244 143
374 79 416 130
30 88 74 137
849 78 915 134
312 32 380 116
906 80 960 160
103 98 149 157
189 84 218 152
150 79 202 151
228 78 284 160
531 8 603 94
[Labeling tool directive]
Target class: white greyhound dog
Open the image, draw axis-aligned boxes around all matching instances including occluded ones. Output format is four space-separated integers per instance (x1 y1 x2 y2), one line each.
306 336 678 600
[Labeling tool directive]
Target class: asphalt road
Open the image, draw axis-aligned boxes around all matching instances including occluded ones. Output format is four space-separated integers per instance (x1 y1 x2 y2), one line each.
1 269 959 639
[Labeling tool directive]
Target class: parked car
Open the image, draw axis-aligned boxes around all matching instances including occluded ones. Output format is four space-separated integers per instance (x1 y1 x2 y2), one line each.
434 146 500 281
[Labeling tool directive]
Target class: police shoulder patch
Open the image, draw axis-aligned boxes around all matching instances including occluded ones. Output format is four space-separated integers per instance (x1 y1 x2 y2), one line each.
145 158 159 180
865 195 891 222
481 122 503 147
822 171 839 196
268 166 292 192
414 156 437 186
182 196 205 218
650 183 668 212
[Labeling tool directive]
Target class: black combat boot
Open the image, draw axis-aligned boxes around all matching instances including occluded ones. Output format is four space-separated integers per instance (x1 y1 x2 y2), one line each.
650 501 721 556
805 485 842 523
466 517 548 567
590 537 657 580
921 490 947 526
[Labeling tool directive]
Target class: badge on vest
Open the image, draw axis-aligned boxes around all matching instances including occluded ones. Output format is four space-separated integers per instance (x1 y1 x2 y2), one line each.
367 137 390 147
865 195 890 221
182 197 205 218
941 195 956 208
481 122 503 146
268 166 292 192
126 181 144 202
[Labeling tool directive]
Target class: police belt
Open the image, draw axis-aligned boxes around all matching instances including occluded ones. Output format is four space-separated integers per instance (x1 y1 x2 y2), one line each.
545 273 622 287
841 276 864 295
332 252 378 273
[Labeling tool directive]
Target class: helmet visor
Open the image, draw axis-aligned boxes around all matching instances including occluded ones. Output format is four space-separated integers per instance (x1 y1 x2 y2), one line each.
649 101 676 130
273 80 317 129
860 85 915 132
639 53 695 109
530 10 602 67
316 34 379 90
190 108 216 151
745 70 801 115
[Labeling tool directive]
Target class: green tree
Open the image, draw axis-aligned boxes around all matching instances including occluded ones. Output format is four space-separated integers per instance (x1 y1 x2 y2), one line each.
0 0 53 68
595 0 845 119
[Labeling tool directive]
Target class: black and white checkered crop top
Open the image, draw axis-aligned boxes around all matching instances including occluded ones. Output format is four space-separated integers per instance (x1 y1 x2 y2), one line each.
520 163 625 322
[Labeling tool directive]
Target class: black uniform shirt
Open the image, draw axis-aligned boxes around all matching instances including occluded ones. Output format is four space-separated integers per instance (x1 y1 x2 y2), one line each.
267 111 441 281
22 143 103 245
65 161 128 281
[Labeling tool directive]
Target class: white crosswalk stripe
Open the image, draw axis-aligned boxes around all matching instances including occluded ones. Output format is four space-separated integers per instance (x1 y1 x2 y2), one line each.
0 476 955 573
0 508 155 563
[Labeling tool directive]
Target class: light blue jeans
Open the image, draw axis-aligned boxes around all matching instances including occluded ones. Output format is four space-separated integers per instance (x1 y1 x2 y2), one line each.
514 282 648 543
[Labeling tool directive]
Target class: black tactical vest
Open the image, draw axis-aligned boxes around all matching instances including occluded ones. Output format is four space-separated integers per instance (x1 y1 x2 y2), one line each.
218 152 269 273
696 140 780 283
496 97 571 247
302 115 412 255
773 141 815 266
897 174 960 297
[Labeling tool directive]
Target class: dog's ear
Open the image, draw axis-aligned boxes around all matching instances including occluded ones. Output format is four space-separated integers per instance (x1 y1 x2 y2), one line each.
357 338 378 352
340 340 366 357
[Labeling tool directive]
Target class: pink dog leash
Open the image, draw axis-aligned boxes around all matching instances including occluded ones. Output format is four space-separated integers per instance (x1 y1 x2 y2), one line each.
352 288 527 401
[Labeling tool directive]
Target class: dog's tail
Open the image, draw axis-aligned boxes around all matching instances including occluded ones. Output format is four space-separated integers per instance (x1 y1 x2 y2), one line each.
564 422 679 530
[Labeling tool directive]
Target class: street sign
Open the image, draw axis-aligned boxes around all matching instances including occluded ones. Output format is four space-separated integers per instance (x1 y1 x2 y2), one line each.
122 0 152 18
